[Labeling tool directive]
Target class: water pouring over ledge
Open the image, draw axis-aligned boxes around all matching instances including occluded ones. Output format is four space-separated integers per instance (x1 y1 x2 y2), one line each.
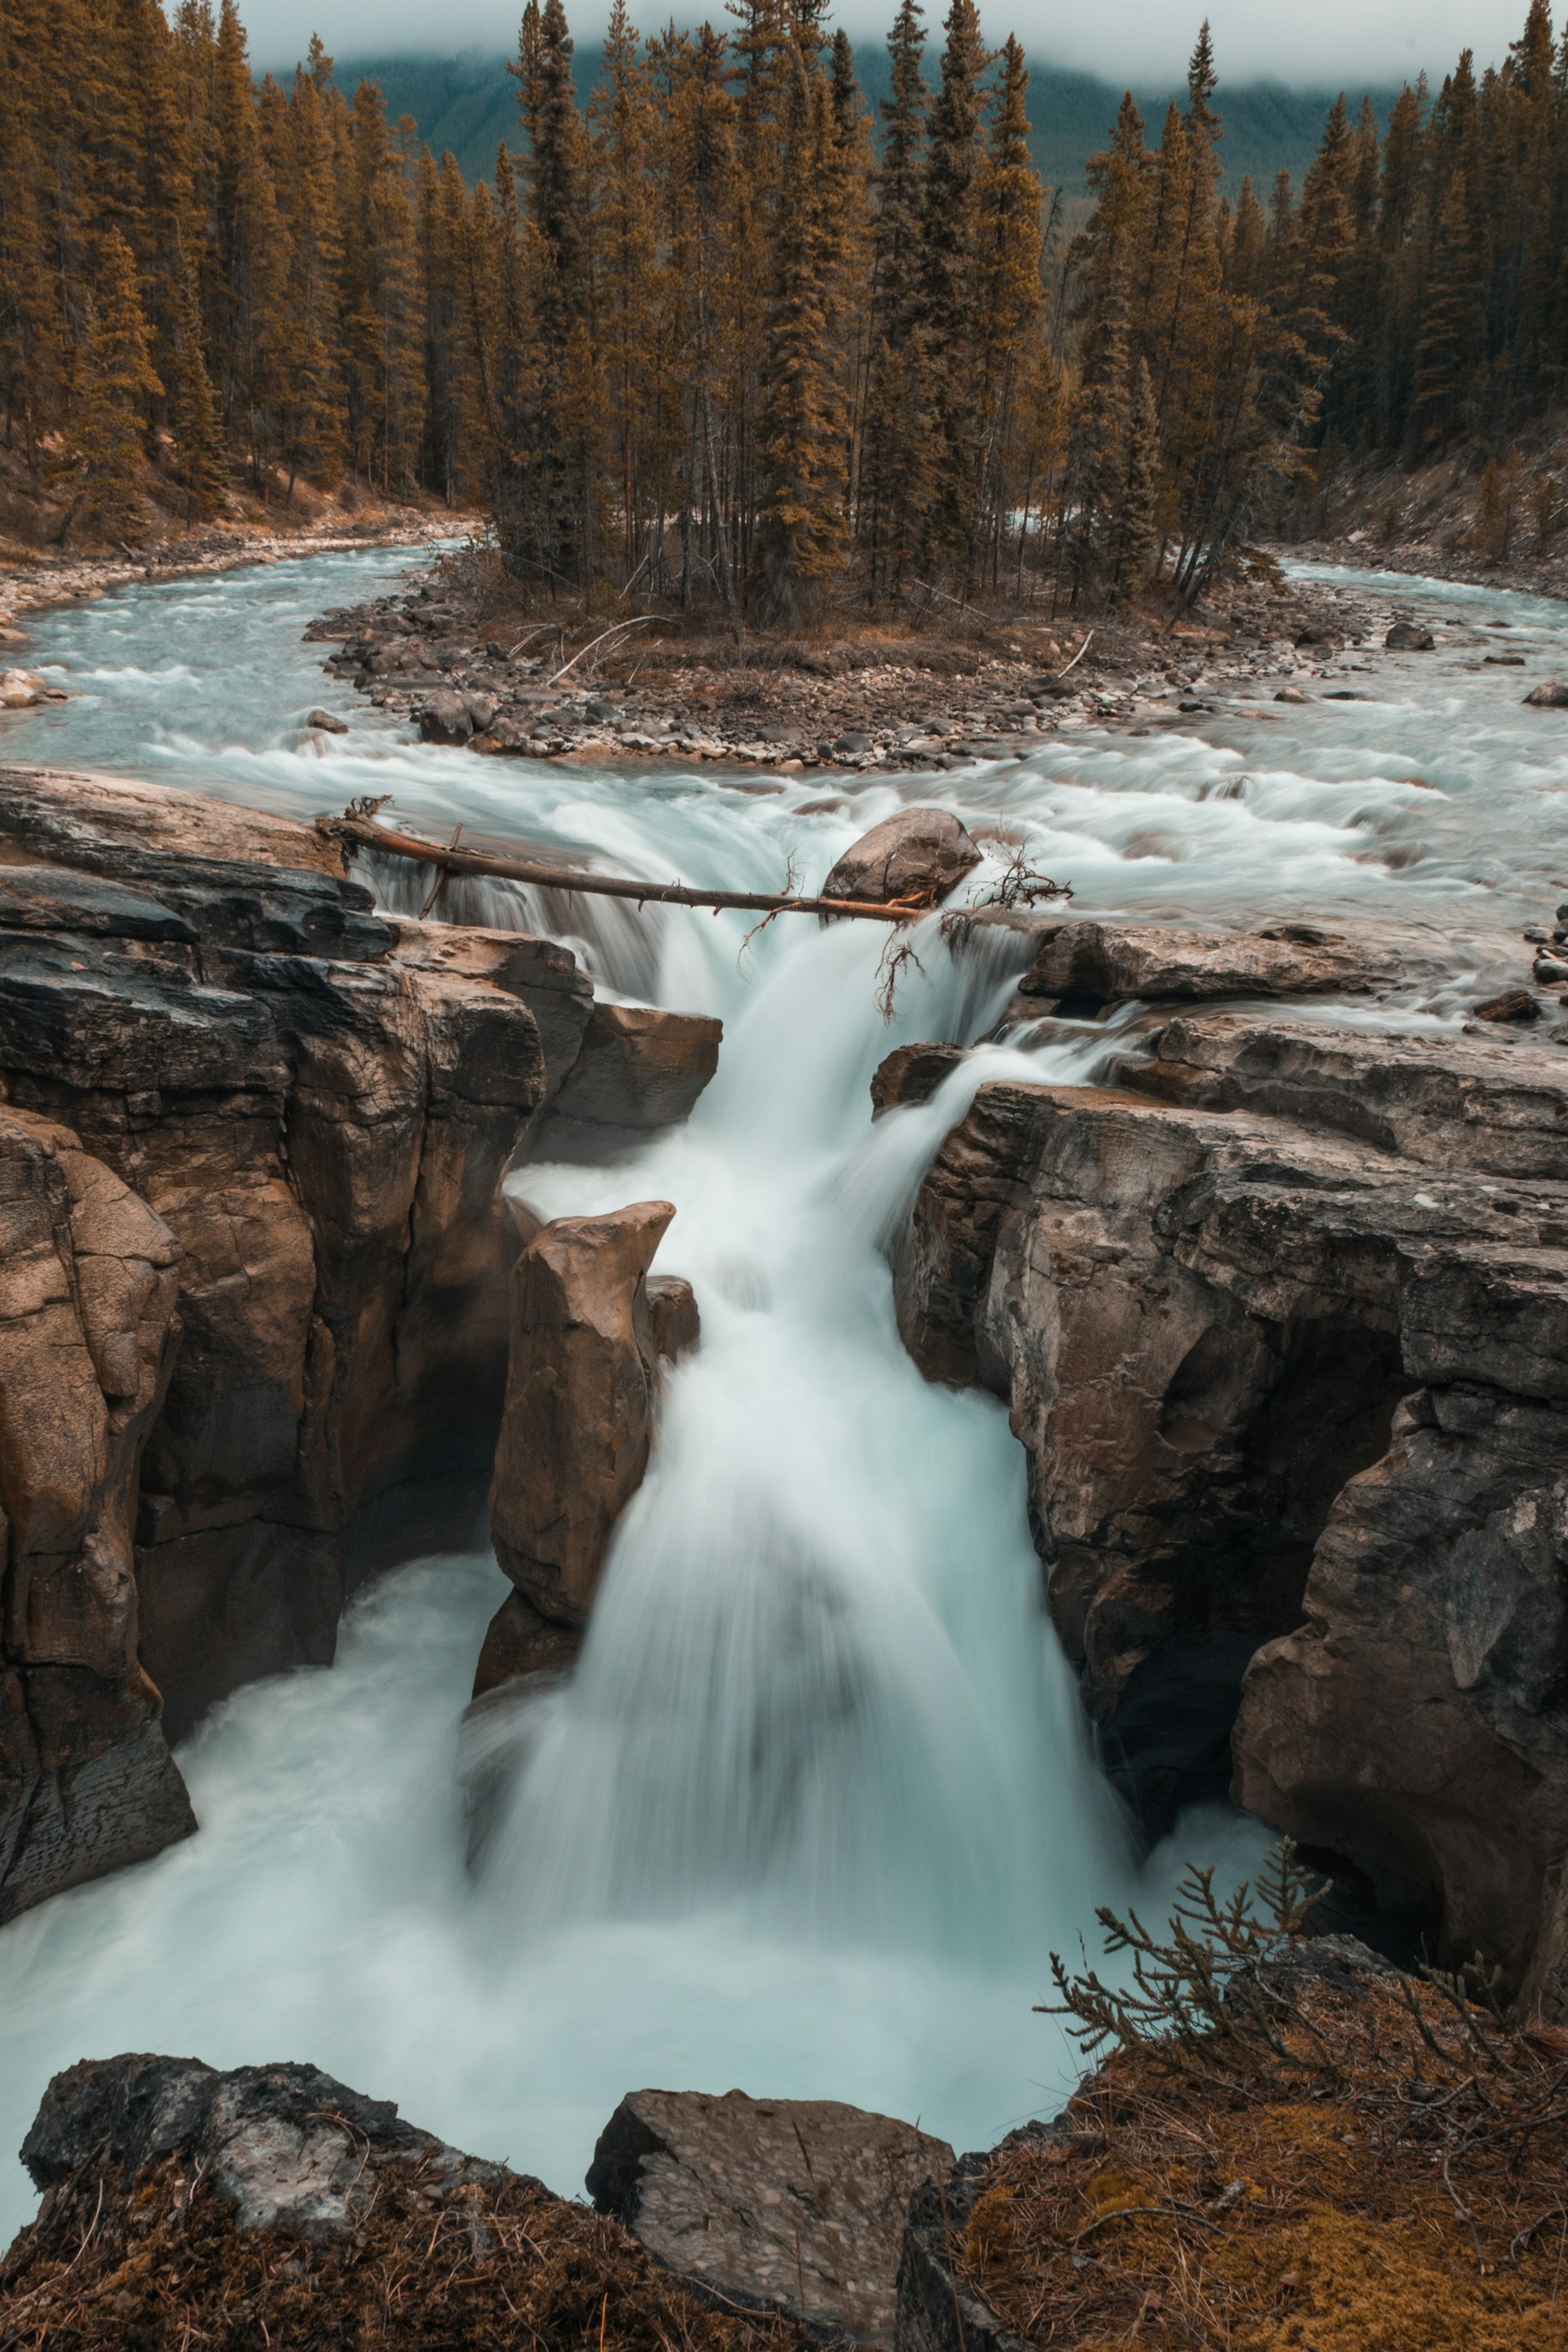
1 545 1564 2240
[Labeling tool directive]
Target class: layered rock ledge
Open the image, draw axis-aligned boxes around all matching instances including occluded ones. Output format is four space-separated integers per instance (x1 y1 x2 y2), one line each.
0 766 719 1922
891 1006 1568 2002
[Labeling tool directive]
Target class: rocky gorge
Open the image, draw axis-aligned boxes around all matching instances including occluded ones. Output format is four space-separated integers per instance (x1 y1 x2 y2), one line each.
0 764 716 1925
3 543 1568 2340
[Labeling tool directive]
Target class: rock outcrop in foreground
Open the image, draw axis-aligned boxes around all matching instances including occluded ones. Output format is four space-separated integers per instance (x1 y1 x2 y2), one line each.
12 1957 1562 2352
0 768 719 1923
893 998 1568 2004
0 2055 802 2352
590 2089 953 2346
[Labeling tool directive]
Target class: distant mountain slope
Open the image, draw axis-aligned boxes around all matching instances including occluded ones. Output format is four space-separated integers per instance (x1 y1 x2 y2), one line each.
325 44 1397 199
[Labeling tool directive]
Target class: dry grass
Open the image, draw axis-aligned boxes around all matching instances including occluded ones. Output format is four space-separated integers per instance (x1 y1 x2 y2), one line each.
0 2147 805 2352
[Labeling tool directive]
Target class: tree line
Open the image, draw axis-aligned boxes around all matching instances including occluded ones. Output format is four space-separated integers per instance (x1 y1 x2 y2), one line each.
3 0 1567 616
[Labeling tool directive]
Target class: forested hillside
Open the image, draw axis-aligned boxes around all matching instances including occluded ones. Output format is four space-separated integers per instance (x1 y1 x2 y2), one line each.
4 0 1568 622
328 42 1387 200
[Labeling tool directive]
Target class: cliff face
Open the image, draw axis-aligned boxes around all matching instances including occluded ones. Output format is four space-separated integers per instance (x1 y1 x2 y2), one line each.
0 1105 193 1916
894 997 1568 2002
0 768 716 1923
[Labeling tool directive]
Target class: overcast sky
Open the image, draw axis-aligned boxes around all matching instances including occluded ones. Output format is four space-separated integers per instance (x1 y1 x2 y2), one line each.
245 0 1537 89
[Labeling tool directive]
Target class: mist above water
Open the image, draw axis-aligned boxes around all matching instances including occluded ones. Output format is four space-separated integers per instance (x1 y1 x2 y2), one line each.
0 546 1563 2241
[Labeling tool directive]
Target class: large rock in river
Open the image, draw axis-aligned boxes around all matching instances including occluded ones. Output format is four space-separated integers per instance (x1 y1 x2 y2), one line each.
821 808 981 909
1015 920 1392 1011
526 1001 723 1163
588 2087 954 2344
490 1200 676 1628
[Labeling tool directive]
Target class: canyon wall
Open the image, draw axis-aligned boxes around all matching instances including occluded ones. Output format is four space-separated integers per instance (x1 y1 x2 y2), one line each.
0 767 717 1922
895 980 1568 2005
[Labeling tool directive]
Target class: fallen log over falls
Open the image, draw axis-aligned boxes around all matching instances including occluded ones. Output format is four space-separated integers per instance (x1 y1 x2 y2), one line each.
321 809 948 924
318 801 1058 927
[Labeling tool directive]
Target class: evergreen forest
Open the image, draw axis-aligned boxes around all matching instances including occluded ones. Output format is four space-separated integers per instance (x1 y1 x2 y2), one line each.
5 0 1568 619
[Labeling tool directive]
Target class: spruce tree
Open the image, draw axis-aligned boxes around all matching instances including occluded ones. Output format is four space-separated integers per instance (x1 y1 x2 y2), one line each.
1411 169 1481 444
858 0 930 594
973 35 1045 587
590 0 659 577
750 54 847 626
916 0 990 575
1103 357 1159 603
167 254 227 517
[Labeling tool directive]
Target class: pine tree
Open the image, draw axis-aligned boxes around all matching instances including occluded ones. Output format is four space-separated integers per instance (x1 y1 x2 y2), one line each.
749 53 847 626
69 228 163 542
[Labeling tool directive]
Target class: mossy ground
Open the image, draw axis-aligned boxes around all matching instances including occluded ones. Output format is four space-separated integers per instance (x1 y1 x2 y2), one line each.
956 1969 1568 2350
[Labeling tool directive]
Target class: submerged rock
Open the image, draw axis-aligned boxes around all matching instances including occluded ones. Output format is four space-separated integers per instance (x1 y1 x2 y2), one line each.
490 1201 676 1628
821 809 981 909
588 2088 953 2345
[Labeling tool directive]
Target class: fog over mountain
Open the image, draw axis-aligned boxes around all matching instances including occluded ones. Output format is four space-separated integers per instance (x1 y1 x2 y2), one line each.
245 0 1532 85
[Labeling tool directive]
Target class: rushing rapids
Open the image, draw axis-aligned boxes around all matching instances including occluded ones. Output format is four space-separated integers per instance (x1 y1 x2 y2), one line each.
0 547 1563 2242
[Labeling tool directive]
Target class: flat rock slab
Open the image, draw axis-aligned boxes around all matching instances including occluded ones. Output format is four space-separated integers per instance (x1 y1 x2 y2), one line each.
1018 920 1393 1007
587 2088 954 2344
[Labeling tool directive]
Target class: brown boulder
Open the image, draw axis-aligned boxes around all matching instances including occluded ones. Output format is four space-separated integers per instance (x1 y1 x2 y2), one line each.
821 808 981 909
490 1201 675 1627
527 1002 722 1163
870 1042 967 1116
0 1105 194 1923
1524 680 1568 707
417 691 474 743
587 2088 953 2345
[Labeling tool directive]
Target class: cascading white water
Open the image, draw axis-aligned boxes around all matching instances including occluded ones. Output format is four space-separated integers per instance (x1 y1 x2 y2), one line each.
466 927 1134 1959
1 546 1563 2242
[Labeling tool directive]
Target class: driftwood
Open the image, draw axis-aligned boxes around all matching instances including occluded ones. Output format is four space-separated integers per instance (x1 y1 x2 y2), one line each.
318 807 935 924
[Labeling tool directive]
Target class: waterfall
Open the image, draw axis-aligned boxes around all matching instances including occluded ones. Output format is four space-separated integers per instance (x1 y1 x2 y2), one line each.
469 916 1134 1957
